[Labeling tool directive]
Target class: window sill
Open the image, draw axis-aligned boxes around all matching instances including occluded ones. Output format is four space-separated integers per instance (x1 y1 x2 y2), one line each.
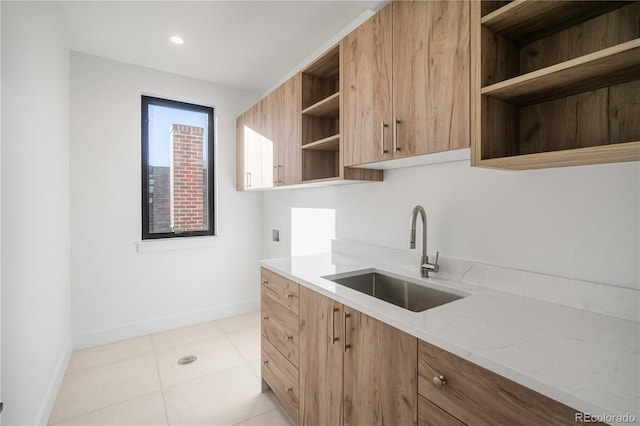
136 235 223 252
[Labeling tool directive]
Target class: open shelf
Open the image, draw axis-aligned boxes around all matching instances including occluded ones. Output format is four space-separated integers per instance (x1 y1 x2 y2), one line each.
301 92 340 117
302 134 340 152
481 0 631 44
472 0 640 170
478 141 640 170
481 39 640 105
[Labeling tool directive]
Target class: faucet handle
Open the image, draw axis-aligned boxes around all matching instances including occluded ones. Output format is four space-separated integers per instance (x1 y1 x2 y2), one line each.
423 251 440 274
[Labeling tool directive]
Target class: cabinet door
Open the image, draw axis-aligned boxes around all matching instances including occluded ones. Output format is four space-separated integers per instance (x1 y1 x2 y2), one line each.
343 308 417 426
299 287 343 426
259 94 276 188
242 102 264 189
275 75 301 185
236 113 245 191
343 3 393 166
392 1 470 157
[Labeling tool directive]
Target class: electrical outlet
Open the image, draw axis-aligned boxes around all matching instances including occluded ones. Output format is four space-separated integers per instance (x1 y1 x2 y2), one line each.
272 229 280 242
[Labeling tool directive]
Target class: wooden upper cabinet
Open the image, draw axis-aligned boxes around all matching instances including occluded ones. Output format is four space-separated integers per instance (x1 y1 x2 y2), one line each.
239 100 267 190
343 4 393 166
343 1 470 167
392 0 470 157
236 75 300 190
274 75 301 186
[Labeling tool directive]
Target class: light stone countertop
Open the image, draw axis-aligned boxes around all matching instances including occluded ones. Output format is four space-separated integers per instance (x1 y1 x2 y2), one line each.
260 246 639 425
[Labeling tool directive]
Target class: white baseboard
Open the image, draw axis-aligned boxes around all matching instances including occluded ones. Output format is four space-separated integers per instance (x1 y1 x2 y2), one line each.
72 298 259 350
35 338 72 426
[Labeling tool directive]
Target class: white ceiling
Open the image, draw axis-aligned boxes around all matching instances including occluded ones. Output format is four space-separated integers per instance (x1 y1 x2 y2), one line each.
59 1 386 94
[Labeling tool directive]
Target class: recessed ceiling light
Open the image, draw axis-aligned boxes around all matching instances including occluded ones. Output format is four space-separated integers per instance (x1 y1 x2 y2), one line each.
170 36 184 45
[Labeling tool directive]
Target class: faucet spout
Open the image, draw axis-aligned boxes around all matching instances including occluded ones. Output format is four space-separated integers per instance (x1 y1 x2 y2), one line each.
409 205 427 261
409 205 438 277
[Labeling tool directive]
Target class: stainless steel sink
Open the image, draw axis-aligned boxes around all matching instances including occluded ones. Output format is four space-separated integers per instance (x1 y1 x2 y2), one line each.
323 270 467 312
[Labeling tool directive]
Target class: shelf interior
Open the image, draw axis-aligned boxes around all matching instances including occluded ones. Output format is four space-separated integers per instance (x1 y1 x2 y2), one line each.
481 0 632 45
480 80 640 161
481 40 640 105
302 134 340 152
301 92 339 117
302 150 339 181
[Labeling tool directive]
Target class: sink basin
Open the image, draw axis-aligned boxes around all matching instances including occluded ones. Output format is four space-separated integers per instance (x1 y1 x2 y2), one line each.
322 269 467 312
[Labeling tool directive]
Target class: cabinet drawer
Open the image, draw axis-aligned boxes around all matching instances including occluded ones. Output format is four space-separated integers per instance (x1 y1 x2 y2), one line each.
262 294 299 367
418 340 583 426
262 337 299 421
261 267 299 314
418 396 465 426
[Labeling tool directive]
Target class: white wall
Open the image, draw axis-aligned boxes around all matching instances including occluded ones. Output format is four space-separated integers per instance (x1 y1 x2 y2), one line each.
1 2 72 424
263 160 640 292
70 53 262 348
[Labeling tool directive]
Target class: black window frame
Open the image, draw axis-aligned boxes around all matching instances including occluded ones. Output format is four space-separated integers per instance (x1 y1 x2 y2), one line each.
141 95 215 240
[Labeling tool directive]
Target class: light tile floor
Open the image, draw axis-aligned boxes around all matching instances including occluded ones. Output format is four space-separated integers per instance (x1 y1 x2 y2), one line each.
49 311 292 426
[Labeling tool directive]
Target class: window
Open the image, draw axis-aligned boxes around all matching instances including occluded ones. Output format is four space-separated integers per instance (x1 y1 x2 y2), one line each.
141 96 215 239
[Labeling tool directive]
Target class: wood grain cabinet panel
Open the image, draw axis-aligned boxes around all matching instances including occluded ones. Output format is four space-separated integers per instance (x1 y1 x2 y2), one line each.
343 1 470 167
342 3 393 166
261 267 299 314
236 75 300 190
299 286 344 426
343 308 417 426
299 286 417 426
418 339 596 426
261 294 299 367
261 337 299 420
418 396 465 426
392 0 470 157
260 270 300 423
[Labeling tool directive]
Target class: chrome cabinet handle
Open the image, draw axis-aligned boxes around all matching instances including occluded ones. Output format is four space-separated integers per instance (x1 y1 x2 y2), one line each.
331 307 340 343
393 118 401 153
285 386 293 393
273 165 278 185
344 312 352 352
247 171 252 188
263 315 268 321
285 291 293 299
278 165 283 183
381 122 389 156
262 279 268 285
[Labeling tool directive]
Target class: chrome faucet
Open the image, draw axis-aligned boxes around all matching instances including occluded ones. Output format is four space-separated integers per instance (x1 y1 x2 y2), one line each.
409 205 439 277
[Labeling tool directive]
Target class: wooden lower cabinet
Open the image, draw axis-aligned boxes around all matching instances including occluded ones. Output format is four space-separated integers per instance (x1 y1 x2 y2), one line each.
418 396 464 426
261 269 300 422
299 286 344 426
417 340 603 426
343 308 417 426
263 268 601 426
299 286 417 426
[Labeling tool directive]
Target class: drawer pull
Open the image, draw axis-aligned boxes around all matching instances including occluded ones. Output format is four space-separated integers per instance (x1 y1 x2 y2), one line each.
263 316 269 321
285 386 293 393
344 312 352 351
263 279 268 285
287 335 293 342
331 307 340 343
432 375 447 388
285 292 293 299
263 360 268 365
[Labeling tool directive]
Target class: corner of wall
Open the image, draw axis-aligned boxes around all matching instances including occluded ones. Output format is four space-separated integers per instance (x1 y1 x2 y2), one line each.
34 339 72 425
